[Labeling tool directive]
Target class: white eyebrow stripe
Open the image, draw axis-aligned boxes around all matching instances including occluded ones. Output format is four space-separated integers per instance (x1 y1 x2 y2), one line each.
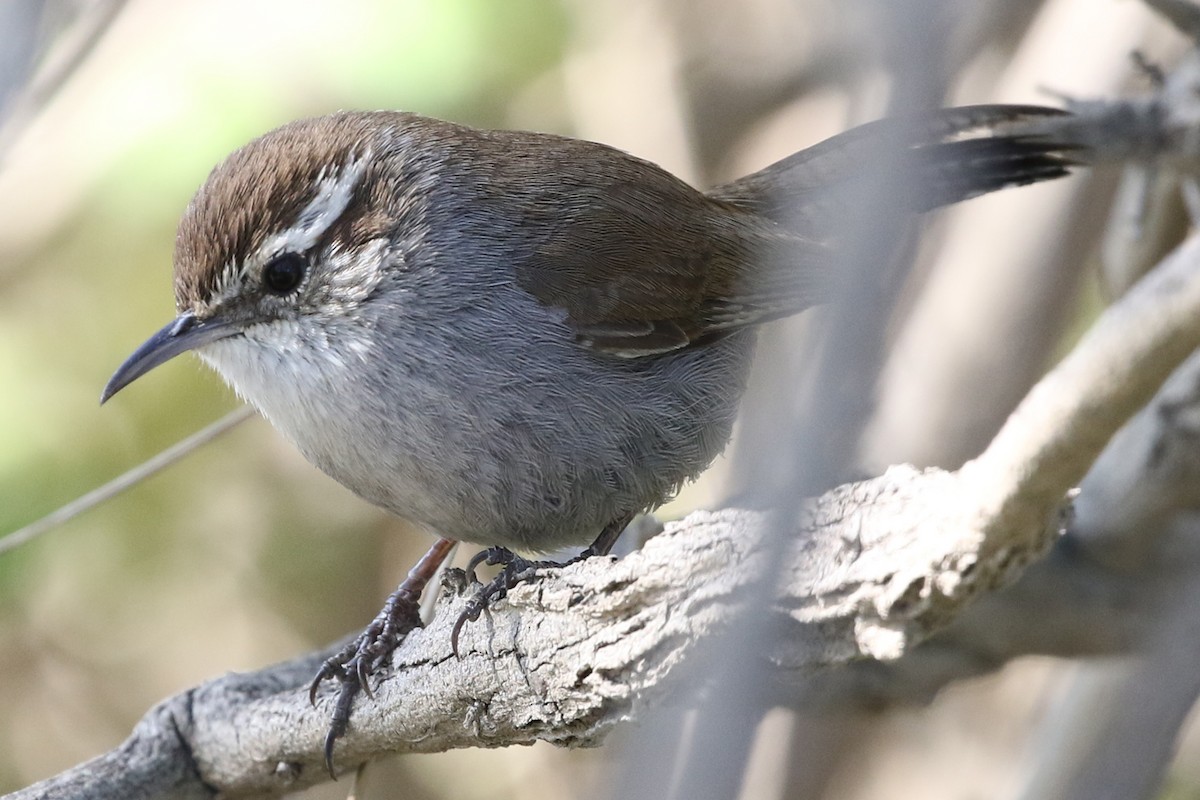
261 150 371 256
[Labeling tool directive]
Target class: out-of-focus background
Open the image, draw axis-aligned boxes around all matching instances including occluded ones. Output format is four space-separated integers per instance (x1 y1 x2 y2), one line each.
0 0 1193 798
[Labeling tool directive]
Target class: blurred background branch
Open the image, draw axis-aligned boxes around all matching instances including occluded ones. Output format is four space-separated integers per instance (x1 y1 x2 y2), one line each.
0 0 130 160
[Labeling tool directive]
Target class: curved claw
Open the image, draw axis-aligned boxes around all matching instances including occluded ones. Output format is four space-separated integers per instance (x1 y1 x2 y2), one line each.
451 598 487 658
356 657 374 699
464 549 492 577
465 546 518 582
321 729 340 777
450 612 470 658
452 550 562 655
323 726 340 779
309 656 347 706
314 537 457 776
311 592 425 776
323 679 358 779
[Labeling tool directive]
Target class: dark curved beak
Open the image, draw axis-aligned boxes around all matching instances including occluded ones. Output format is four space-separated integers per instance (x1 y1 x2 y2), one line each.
101 312 240 404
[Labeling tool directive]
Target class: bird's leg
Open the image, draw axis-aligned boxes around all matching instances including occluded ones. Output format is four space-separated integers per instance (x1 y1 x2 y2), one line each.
450 513 635 654
310 536 456 777
579 514 629 558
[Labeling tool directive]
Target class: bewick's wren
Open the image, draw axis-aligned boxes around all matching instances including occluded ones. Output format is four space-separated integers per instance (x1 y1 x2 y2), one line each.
102 106 1076 769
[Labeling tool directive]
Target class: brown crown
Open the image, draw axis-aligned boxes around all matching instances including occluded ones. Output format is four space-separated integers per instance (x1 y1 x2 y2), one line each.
171 111 416 312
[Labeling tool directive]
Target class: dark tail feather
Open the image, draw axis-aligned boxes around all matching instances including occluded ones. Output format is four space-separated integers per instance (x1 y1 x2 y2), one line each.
909 134 1081 211
708 104 1082 238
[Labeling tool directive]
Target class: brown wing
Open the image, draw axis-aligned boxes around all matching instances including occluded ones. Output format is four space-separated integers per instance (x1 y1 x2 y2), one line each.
488 106 1075 357
483 132 836 357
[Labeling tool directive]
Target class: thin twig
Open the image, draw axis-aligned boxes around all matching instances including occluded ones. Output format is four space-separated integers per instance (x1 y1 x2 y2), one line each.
0 0 131 162
0 406 255 556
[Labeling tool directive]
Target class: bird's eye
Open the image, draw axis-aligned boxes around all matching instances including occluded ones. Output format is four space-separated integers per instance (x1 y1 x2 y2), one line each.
262 252 306 296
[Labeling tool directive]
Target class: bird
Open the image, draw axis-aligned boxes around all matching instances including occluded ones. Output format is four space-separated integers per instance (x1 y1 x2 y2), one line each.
101 104 1078 771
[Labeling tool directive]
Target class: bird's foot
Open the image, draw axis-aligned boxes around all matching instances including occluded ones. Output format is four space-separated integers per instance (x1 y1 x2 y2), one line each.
450 547 570 655
309 587 423 777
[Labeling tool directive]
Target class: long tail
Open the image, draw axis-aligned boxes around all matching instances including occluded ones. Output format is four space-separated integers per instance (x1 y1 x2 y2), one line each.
708 104 1082 241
